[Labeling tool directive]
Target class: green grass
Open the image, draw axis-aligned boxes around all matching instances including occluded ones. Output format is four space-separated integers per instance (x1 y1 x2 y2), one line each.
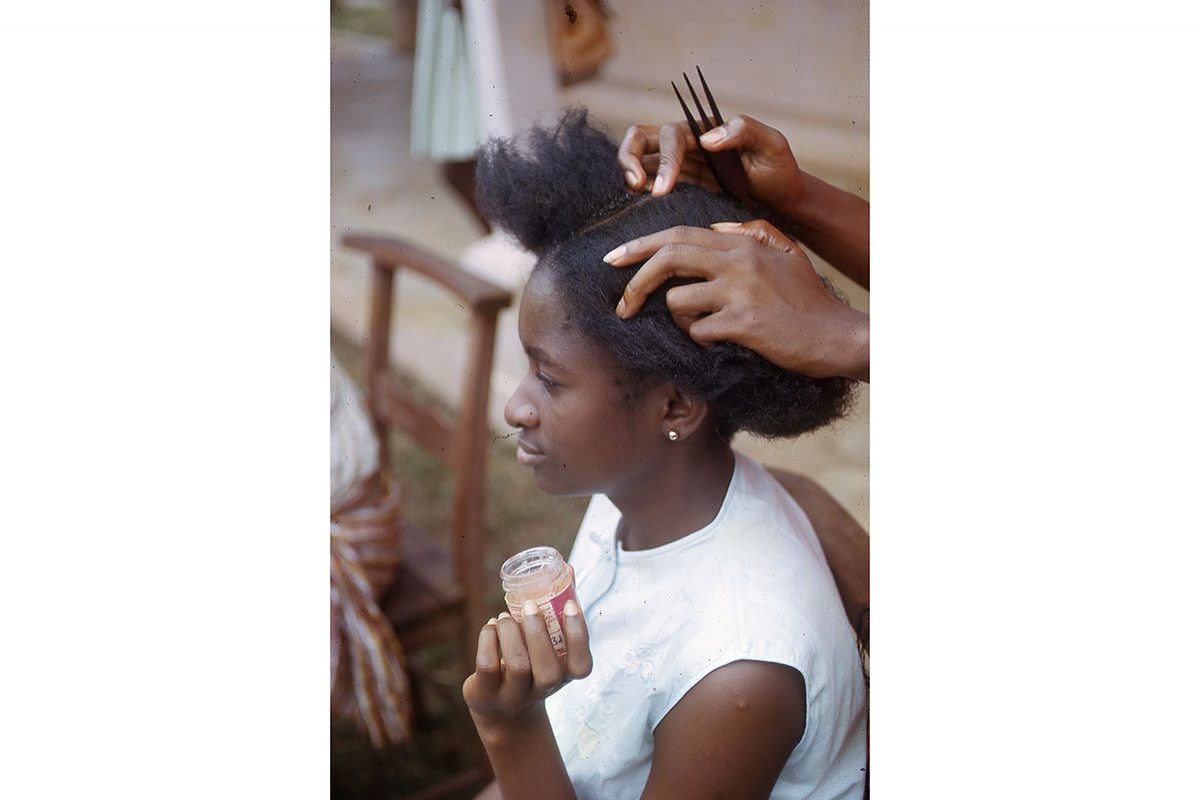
331 329 588 798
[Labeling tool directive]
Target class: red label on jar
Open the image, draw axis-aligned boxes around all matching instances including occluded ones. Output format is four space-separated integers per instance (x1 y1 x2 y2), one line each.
543 582 578 657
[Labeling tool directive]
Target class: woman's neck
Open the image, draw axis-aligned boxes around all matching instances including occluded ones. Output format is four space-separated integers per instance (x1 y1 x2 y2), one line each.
608 440 736 552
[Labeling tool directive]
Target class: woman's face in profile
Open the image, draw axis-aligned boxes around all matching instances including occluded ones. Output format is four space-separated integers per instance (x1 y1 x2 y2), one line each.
503 270 664 497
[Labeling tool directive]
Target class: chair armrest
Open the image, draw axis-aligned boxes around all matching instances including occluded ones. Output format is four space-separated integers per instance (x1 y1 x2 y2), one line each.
343 232 513 313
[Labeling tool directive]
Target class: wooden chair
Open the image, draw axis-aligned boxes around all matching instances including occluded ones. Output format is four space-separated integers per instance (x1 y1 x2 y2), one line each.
342 232 512 799
342 231 512 674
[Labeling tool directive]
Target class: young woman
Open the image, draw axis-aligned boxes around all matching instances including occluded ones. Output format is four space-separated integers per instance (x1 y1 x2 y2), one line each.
462 110 866 800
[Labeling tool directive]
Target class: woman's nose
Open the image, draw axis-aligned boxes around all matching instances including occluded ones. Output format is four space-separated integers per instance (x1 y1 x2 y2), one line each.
503 380 538 429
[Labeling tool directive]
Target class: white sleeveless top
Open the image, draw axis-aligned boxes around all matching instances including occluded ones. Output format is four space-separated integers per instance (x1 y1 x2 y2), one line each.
545 452 867 799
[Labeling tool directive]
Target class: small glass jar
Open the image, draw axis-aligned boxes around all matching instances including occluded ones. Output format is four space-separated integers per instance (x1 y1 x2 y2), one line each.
500 546 578 657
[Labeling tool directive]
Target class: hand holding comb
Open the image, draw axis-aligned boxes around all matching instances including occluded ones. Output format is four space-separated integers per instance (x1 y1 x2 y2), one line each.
671 66 756 209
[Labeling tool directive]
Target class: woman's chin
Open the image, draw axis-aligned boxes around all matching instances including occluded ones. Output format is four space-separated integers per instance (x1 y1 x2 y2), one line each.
533 472 570 495
531 467 590 498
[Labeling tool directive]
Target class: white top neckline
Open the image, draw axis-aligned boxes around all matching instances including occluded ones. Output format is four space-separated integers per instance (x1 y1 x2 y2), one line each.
614 453 742 562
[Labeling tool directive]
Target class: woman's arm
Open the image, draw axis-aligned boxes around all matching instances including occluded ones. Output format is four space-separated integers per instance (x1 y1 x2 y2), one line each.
780 171 870 290
470 705 573 800
462 597 592 800
640 661 808 800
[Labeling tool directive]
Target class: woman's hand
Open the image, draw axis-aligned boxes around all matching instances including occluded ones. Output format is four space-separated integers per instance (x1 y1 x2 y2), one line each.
616 114 870 290
607 220 869 382
617 114 807 219
462 597 591 799
463 598 593 734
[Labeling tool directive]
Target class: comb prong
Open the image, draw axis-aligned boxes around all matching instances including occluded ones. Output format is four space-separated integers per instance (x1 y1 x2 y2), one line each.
668 69 755 209
671 81 705 144
696 66 724 127
682 73 713 131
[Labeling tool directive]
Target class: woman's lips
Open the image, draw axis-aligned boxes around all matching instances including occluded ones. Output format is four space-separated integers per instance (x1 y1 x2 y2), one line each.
516 439 547 466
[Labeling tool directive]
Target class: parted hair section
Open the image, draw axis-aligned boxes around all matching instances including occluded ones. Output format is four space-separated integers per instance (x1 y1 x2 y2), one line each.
475 109 854 439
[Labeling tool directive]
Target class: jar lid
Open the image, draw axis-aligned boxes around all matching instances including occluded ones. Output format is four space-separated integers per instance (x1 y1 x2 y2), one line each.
500 546 565 592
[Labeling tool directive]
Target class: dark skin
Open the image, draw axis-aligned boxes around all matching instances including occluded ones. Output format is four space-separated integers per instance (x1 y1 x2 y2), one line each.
607 221 869 383
464 271 809 799
613 114 870 383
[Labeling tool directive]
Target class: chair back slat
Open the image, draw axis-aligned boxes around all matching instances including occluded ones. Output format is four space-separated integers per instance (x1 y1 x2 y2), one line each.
346 232 513 664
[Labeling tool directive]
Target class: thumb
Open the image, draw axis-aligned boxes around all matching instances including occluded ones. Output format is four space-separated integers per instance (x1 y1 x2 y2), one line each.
699 113 761 153
710 219 802 256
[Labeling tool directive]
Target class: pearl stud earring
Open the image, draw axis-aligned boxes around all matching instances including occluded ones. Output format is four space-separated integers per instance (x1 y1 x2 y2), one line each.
667 430 679 441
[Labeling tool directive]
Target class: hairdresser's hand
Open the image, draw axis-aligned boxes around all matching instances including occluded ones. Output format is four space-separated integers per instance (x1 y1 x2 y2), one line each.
608 221 869 382
618 115 870 290
463 597 593 733
618 114 806 218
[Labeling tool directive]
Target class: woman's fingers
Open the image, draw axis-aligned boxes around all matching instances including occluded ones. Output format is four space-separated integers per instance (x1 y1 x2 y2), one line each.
562 600 593 680
469 618 502 697
606 225 740 268
607 228 741 318
619 122 700 194
697 113 759 151
665 281 724 334
520 601 564 693
493 612 531 704
686 308 749 348
711 219 802 256
639 153 711 190
698 113 790 159
616 242 730 319
697 114 806 210
464 594 590 714
622 115 802 208
618 125 658 191
651 123 695 195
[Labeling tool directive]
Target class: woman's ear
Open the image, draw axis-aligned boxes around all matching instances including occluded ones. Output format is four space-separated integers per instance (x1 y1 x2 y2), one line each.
659 386 711 443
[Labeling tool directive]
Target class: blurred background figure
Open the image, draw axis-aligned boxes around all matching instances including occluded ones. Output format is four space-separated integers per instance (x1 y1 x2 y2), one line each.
409 0 489 230
410 0 610 231
330 354 413 747
409 0 616 284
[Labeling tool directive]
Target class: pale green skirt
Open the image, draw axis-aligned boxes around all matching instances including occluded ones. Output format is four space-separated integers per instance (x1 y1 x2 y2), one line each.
410 0 482 161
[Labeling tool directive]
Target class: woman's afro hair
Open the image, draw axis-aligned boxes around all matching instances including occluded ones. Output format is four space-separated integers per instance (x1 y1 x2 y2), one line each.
475 108 855 439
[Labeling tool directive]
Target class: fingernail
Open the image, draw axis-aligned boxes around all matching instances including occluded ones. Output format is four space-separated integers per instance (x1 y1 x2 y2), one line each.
652 174 666 194
700 127 726 146
522 600 539 617
624 170 638 188
603 244 626 263
711 221 740 230
487 617 498 626
615 297 627 318
498 612 511 620
564 600 580 617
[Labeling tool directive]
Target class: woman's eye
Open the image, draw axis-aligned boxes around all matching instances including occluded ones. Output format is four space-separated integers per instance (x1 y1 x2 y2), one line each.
536 371 559 389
